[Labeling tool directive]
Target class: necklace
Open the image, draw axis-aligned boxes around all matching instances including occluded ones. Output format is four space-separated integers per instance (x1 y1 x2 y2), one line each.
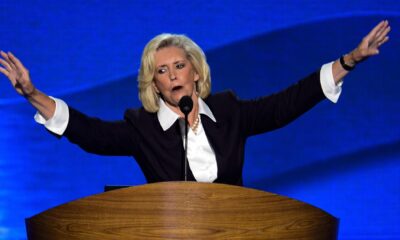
191 115 200 134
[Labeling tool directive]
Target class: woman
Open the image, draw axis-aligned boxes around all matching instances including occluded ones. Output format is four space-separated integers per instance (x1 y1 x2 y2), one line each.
0 21 390 185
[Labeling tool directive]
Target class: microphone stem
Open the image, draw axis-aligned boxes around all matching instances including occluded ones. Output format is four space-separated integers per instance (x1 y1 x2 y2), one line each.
184 113 189 181
178 95 193 182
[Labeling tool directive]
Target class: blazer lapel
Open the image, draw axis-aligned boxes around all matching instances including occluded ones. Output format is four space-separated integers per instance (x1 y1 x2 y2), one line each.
201 115 227 181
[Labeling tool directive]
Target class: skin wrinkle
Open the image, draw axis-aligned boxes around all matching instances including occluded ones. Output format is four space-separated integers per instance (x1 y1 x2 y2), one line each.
153 46 200 126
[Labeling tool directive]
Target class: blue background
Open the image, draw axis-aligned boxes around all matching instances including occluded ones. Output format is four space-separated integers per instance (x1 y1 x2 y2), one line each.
1 1 399 239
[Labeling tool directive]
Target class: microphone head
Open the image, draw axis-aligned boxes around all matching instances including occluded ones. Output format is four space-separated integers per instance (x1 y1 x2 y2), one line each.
178 96 193 115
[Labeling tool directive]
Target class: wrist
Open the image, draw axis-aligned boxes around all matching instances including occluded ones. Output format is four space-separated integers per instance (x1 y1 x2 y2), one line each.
24 87 40 100
340 54 356 71
344 52 356 66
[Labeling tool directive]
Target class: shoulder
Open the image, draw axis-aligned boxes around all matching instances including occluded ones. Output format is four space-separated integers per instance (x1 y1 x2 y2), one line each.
204 90 241 120
204 90 239 105
123 107 157 126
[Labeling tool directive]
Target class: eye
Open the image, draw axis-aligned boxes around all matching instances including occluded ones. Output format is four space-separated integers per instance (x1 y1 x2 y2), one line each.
176 63 185 69
157 68 167 74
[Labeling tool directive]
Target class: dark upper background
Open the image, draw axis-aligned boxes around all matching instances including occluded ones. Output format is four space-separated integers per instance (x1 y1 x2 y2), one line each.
0 1 399 239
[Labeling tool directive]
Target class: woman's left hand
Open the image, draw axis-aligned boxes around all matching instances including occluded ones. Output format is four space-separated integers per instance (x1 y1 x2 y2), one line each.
350 20 391 64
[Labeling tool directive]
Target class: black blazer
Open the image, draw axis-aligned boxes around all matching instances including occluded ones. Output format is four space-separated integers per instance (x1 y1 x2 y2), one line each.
63 70 325 186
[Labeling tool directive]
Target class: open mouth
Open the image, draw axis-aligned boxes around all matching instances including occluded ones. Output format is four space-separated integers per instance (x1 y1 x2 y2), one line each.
172 86 183 92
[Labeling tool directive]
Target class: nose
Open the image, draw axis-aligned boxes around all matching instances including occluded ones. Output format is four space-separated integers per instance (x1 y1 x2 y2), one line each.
169 69 177 80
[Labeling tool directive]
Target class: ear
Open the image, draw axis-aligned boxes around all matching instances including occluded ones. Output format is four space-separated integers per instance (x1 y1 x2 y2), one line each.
152 81 160 94
194 71 200 82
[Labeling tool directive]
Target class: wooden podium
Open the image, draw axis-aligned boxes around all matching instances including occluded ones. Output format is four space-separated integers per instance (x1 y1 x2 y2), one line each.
25 182 338 239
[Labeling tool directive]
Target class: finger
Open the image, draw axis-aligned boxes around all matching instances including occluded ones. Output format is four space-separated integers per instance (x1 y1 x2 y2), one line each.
0 50 8 59
374 21 389 38
0 58 12 71
378 36 389 47
0 66 17 86
1 51 17 70
374 23 390 43
378 25 391 40
8 52 27 73
0 66 10 77
364 20 386 42
371 26 390 47
362 48 379 56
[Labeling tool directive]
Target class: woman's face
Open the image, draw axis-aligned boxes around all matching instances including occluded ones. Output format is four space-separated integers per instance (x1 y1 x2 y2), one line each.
153 46 199 110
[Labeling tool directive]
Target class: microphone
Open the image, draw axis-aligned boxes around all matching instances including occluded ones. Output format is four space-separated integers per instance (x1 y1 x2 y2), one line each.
178 95 193 115
178 96 193 181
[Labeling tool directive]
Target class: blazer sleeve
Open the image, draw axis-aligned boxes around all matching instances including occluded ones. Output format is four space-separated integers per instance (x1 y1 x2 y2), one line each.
63 107 140 156
239 70 326 137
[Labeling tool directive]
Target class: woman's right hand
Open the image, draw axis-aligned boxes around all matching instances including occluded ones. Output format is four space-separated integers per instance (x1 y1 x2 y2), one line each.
0 51 36 97
0 51 56 119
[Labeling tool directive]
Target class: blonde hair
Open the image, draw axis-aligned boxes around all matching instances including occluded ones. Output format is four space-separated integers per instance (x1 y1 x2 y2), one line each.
138 34 211 112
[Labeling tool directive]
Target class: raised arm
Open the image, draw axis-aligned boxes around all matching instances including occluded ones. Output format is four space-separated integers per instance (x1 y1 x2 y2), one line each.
240 20 391 137
0 51 141 157
332 20 391 84
0 51 55 119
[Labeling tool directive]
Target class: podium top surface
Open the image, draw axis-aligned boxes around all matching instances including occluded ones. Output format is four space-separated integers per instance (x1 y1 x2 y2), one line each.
26 182 338 240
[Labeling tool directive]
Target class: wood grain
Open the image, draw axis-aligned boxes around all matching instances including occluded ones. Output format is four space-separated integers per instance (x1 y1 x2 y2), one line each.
26 182 338 239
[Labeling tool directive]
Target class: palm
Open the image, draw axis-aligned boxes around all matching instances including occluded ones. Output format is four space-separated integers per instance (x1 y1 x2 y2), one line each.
353 20 390 62
0 51 35 96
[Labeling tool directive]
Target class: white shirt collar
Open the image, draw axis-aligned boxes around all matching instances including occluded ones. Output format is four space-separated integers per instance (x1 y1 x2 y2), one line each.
157 97 217 131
